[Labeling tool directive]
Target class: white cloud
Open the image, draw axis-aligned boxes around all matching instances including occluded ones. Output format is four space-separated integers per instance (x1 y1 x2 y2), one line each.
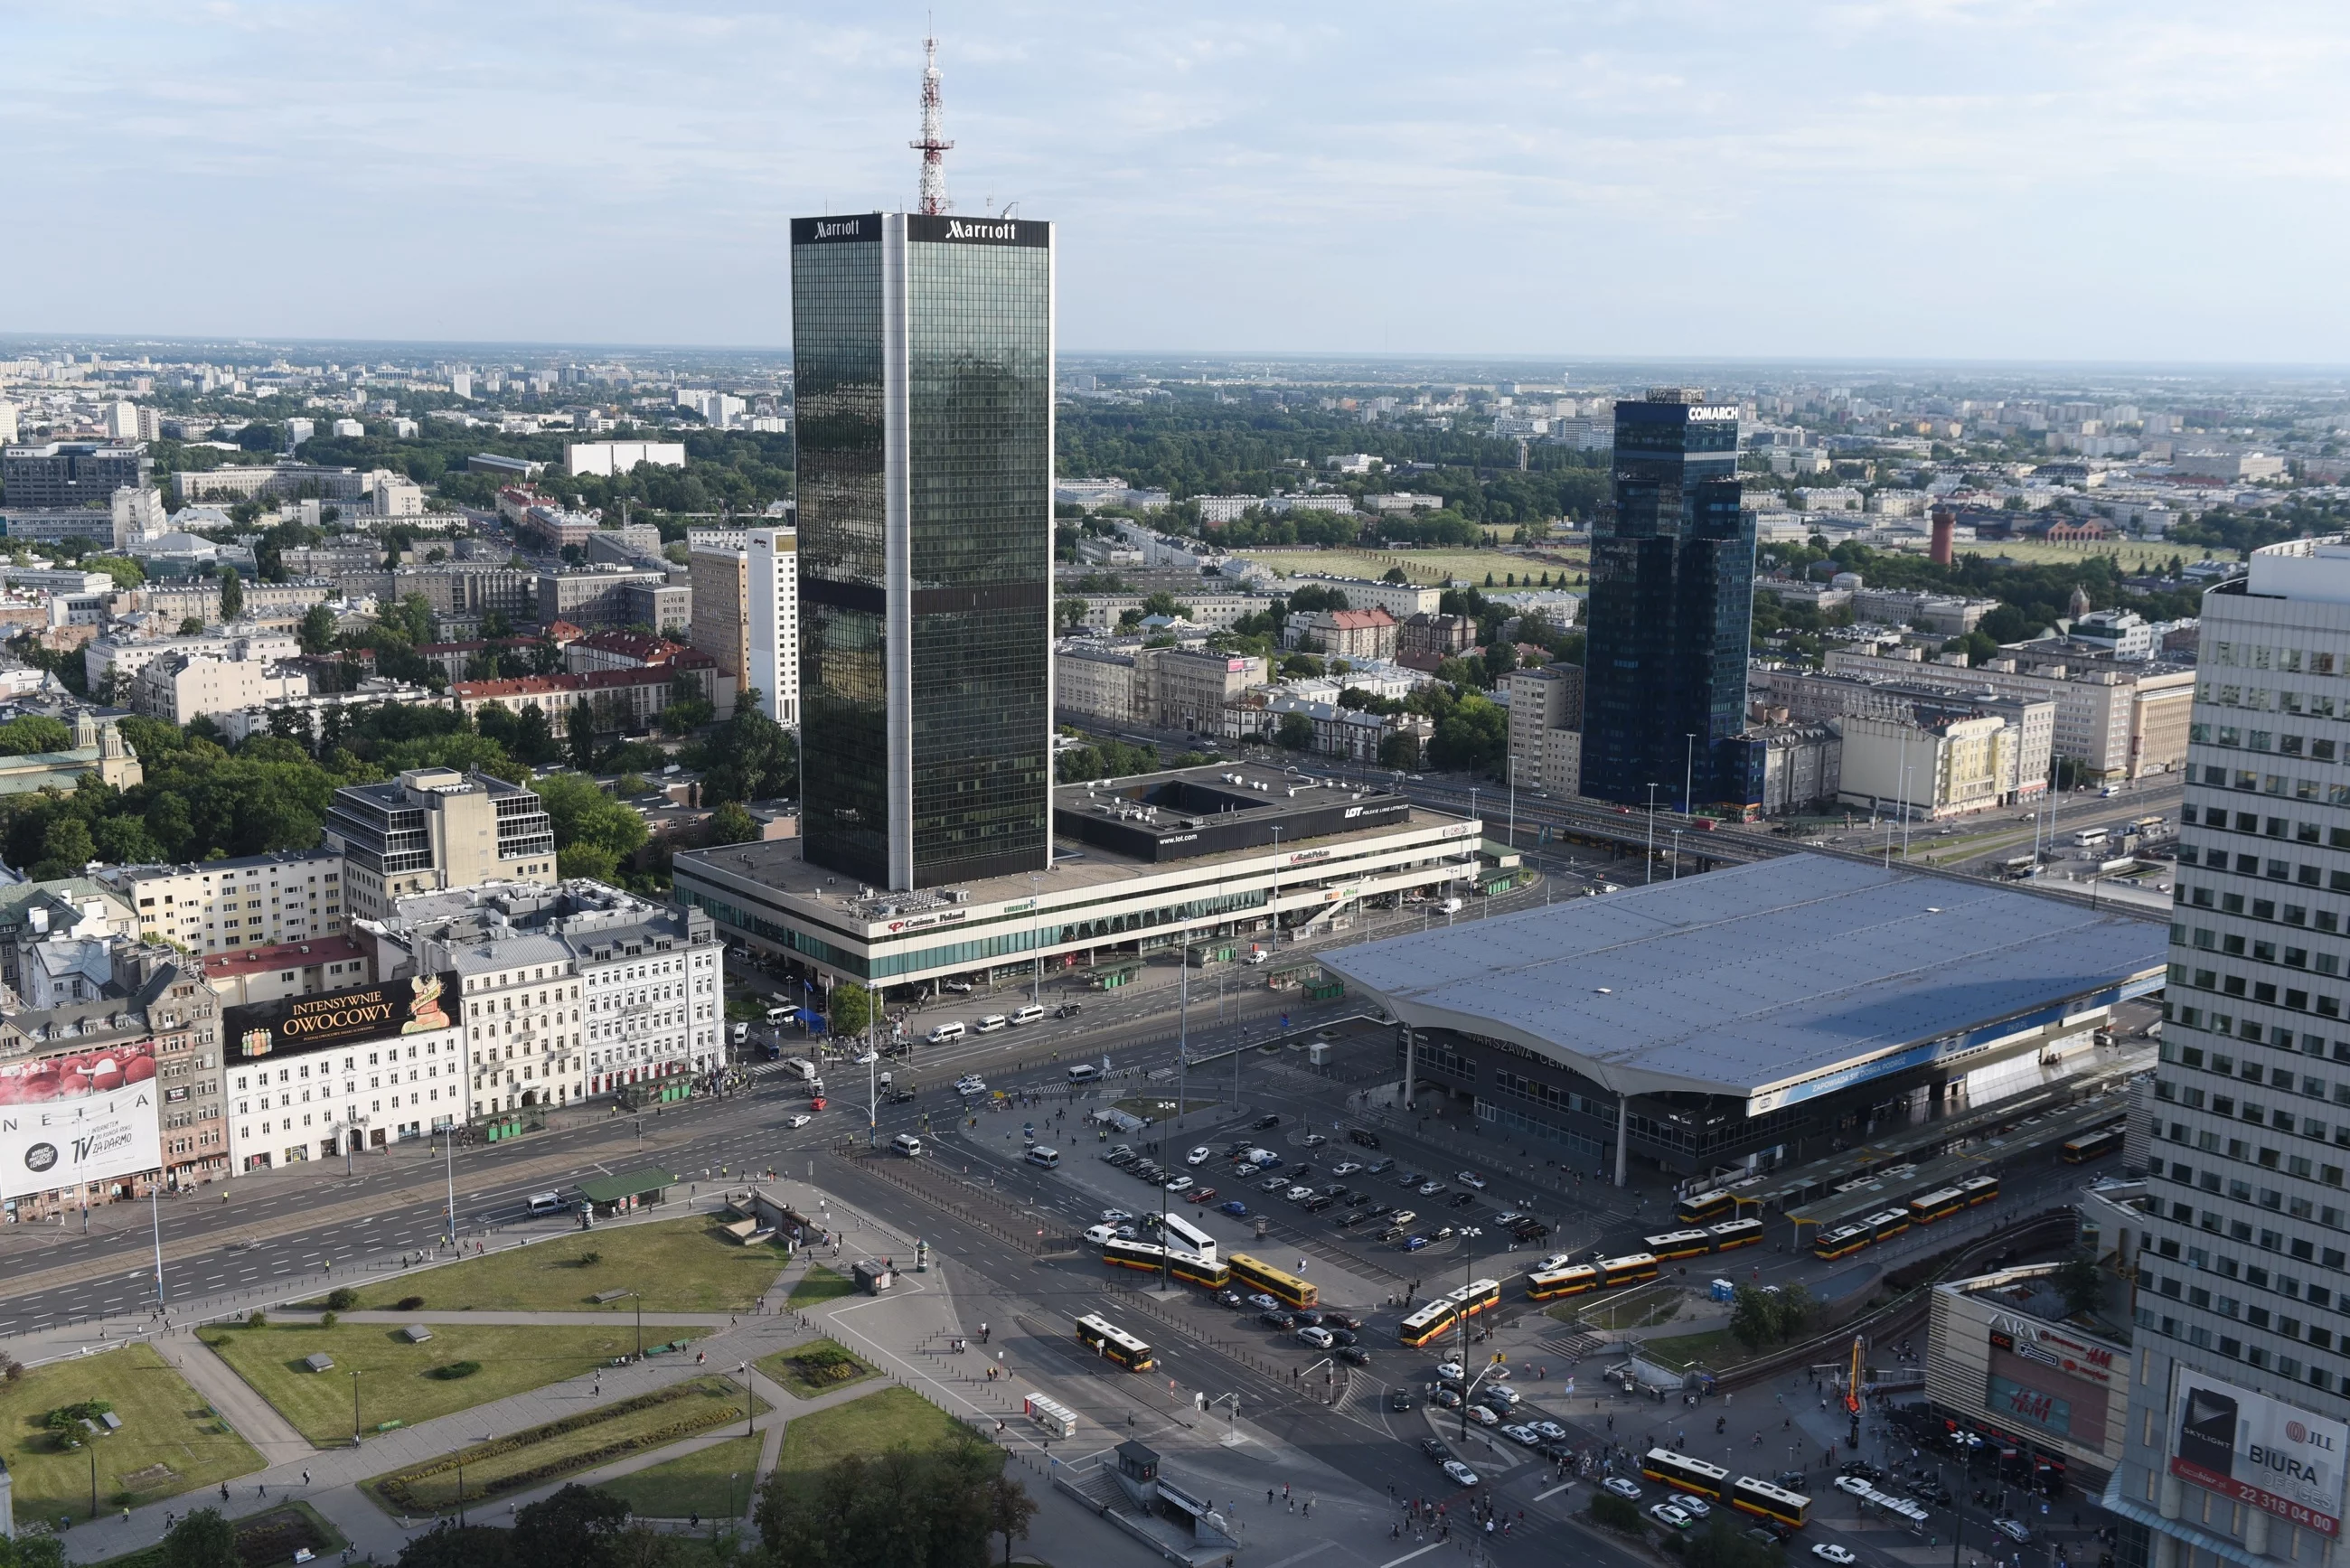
1 0 2345 358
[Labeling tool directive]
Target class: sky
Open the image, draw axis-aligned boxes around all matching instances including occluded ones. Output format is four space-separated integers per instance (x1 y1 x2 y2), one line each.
6 0 2350 362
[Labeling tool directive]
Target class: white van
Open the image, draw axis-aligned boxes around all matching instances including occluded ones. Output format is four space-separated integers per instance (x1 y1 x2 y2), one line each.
1067 1063 1101 1085
1084 1222 1122 1245
526 1191 563 1216
764 1005 790 1026
891 1132 924 1158
974 1014 1010 1034
927 1021 967 1044
1025 1145 1061 1169
1010 1004 1046 1026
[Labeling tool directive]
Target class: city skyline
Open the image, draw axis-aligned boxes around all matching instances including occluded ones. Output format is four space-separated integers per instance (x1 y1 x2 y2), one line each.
5 2 2348 361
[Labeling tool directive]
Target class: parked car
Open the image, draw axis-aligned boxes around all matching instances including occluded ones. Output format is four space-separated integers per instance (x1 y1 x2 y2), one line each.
1296 1326 1334 1348
1366 1157 1396 1174
1259 1310 1297 1330
1302 1132 1327 1147
1649 1505 1695 1531
1257 1176 1288 1194
1448 1192 1478 1209
1992 1519 2033 1545
1430 1388 1462 1409
1246 1292 1279 1311
1603 1478 1642 1501
1214 1290 1245 1309
1462 1403 1498 1426
1186 1146 1213 1165
1189 1188 1217 1204
1528 1420 1566 1441
1349 1128 1382 1148
1500 1424 1541 1447
1417 1180 1446 1197
1163 1176 1194 1196
1811 1546 1857 1566
1303 1194 1336 1213
1219 1200 1249 1217
1335 1345 1370 1366
1332 1160 1364 1177
1679 1498 1711 1518
1401 1235 1429 1252
1455 1170 1487 1189
1104 1146 1135 1166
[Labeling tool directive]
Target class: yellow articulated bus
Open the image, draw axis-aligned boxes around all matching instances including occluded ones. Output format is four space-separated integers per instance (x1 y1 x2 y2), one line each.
1642 1228 1716 1261
1707 1217 1765 1251
1642 1449 1730 1500
1103 1237 1230 1289
1076 1313 1155 1371
1228 1251 1318 1310
1398 1298 1459 1348
1526 1263 1600 1300
1905 1187 1965 1225
1598 1252 1660 1287
1731 1476 1810 1528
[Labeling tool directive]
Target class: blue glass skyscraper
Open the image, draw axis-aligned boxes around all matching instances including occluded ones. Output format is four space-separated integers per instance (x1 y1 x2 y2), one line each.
1581 389 1754 810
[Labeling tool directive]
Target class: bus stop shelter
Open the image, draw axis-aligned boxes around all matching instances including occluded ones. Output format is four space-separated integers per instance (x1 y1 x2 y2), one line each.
577 1168 680 1219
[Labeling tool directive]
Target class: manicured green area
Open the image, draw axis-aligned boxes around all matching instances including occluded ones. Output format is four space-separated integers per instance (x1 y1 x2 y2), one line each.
598 1431 766 1519
369 1377 763 1512
1236 547 1584 587
754 1338 877 1401
771 1386 973 1496
88 1501 347 1568
785 1263 856 1310
199 1321 707 1446
1634 1328 1743 1371
341 1216 787 1313
0 1342 263 1525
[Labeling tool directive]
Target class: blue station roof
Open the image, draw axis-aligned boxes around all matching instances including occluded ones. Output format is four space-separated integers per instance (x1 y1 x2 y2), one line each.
1321 856 2167 1105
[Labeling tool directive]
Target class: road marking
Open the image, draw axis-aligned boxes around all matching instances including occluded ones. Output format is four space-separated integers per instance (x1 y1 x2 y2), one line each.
1534 1482 1573 1501
1263 1545 1336 1568
1377 1545 1446 1568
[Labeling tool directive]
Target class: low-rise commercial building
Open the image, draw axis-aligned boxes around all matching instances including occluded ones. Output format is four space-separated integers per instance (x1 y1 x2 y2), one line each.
323 768 558 920
1055 641 1140 727
1139 648 1263 736
675 762 1482 995
1284 606 1398 660
221 971 468 1166
1924 1262 2131 1489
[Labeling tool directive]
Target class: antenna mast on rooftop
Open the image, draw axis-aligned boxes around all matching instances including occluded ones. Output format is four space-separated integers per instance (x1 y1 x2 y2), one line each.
910 33 954 215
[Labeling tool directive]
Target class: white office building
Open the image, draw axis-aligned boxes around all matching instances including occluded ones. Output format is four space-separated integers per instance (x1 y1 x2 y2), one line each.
747 526 799 727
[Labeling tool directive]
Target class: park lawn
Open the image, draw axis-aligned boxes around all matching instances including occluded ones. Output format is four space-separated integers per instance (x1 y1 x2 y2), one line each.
597 1431 765 1519
1634 1328 1745 1371
86 1500 347 1568
341 1216 787 1313
200 1321 709 1446
785 1264 856 1310
371 1377 765 1512
754 1338 878 1400
0 1342 264 1526
771 1385 978 1498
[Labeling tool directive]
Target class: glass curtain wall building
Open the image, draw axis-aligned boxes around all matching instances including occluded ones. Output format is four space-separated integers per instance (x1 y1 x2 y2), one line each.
1581 390 1753 809
790 211 1055 890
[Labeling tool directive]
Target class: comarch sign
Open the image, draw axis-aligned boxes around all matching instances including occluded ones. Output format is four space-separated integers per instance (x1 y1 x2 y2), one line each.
2170 1367 2350 1536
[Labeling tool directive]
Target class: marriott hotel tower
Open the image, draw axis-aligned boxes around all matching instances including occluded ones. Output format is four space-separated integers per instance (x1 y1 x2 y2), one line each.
789 212 1056 891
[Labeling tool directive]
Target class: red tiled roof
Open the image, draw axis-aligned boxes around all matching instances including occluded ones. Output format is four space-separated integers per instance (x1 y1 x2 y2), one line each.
451 656 712 701
202 934 366 980
1325 608 1396 630
574 630 689 662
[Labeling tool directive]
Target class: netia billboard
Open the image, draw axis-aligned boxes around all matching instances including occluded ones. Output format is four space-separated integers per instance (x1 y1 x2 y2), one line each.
2171 1367 2349 1536
0 1040 162 1202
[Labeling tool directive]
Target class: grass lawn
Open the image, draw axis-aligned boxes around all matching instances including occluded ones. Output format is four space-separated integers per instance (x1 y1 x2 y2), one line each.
200 1321 709 1447
1634 1328 1744 1371
0 1342 263 1526
340 1216 787 1314
370 1377 764 1513
1234 547 1580 587
598 1431 765 1519
785 1264 856 1311
754 1338 878 1401
87 1500 347 1568
771 1386 979 1498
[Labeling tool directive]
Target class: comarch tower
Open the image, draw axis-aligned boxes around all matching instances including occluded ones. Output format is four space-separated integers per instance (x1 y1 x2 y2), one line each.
790 211 1056 891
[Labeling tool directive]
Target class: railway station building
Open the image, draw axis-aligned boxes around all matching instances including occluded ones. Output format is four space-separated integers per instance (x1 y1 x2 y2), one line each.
1321 856 2167 1185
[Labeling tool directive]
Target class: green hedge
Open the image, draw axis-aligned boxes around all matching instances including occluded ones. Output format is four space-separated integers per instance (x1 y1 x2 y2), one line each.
372 1383 744 1512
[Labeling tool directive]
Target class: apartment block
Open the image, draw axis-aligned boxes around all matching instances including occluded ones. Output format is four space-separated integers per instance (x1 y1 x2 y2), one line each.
323 768 558 919
96 849 349 953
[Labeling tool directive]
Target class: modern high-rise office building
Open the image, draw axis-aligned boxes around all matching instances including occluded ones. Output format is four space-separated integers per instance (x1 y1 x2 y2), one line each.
2110 537 2350 1568
1580 389 1753 808
747 525 800 728
790 211 1055 891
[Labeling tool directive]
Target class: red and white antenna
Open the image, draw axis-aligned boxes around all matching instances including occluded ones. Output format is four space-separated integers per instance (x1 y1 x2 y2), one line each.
910 33 953 215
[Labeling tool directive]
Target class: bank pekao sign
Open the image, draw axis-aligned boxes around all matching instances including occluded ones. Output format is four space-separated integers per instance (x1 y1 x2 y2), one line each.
2171 1367 2349 1536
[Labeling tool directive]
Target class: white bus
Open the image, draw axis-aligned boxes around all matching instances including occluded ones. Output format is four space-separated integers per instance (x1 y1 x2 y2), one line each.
1160 1211 1218 1262
2071 827 2110 850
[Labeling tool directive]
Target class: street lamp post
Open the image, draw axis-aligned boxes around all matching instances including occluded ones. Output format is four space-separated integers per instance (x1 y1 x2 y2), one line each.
351 1370 363 1448
1645 784 1660 884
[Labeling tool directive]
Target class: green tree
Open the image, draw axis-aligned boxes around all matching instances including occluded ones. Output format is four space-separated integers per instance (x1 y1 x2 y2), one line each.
513 1483 633 1568
828 981 873 1039
1275 711 1315 751
1377 730 1422 771
0 715 74 756
531 774 649 878
298 602 338 654
84 555 145 589
218 567 243 621
161 1507 240 1568
568 700 602 774
988 1472 1039 1565
694 693 798 804
708 801 761 845
35 815 95 878
178 615 206 635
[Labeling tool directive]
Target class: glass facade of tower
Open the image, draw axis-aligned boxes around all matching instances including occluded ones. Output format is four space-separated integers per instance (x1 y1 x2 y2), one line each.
791 212 1054 891
1581 392 1753 808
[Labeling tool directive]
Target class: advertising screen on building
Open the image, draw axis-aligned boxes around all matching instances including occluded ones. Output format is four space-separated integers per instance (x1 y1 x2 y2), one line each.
0 1040 161 1202
2170 1367 2350 1536
223 973 457 1060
